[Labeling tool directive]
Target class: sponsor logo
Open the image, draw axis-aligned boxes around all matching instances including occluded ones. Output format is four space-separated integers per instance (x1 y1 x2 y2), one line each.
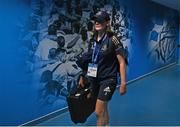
103 86 111 95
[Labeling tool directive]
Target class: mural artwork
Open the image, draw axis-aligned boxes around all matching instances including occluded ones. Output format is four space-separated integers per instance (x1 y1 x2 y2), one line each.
17 0 133 110
148 14 178 64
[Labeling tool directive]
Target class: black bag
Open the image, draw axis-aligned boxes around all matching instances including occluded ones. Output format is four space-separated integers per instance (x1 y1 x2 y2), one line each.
67 85 96 124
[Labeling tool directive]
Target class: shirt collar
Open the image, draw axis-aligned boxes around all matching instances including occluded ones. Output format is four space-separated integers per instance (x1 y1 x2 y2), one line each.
94 32 107 44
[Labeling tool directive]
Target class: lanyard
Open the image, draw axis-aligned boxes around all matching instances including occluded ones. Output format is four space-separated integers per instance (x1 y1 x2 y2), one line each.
92 34 107 63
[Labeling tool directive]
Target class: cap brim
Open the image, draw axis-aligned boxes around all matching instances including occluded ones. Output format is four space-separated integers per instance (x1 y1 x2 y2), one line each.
92 16 106 23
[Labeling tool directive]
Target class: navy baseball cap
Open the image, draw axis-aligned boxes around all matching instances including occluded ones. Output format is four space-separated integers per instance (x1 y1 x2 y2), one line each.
92 11 110 23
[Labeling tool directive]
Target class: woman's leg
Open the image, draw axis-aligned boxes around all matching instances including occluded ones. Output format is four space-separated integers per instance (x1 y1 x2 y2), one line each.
104 102 109 126
95 99 108 126
94 78 117 126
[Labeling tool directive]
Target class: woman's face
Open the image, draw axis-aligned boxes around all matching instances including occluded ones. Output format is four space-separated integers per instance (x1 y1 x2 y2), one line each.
94 21 107 32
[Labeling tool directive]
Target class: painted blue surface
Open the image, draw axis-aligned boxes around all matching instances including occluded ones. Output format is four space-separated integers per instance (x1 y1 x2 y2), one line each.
175 13 179 63
38 65 180 126
150 31 159 41
0 0 179 125
0 1 36 125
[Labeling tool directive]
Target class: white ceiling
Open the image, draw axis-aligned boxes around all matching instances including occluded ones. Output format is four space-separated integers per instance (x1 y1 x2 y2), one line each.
151 0 180 12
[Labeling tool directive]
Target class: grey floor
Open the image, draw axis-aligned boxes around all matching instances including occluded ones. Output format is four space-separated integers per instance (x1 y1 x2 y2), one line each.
38 64 180 126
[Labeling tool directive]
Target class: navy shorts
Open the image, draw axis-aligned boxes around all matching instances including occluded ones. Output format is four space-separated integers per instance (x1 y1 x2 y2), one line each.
89 78 117 101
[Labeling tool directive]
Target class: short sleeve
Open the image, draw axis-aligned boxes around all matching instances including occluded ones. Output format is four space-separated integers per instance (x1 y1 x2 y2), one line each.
111 36 128 65
112 36 124 56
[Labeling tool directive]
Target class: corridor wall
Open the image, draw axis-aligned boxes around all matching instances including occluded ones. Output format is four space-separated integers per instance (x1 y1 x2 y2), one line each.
179 13 180 62
0 0 179 125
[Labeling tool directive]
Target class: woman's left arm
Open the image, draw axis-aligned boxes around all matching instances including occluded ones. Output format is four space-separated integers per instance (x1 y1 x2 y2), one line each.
111 35 127 95
117 54 126 95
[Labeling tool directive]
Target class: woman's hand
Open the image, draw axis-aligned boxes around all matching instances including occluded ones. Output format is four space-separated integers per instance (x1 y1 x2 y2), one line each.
119 84 126 95
78 76 85 88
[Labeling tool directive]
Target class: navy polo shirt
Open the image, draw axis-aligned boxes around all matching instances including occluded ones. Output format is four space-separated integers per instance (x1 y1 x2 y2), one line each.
76 33 125 80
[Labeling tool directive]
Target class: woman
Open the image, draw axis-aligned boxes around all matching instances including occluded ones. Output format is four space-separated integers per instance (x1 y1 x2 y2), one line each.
78 10 127 126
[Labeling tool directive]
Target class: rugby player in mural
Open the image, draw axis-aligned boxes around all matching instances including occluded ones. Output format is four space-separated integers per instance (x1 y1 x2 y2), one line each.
148 17 177 64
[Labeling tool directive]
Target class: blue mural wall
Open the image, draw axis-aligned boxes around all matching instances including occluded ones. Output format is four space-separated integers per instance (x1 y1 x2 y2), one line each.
0 0 179 125
179 14 180 60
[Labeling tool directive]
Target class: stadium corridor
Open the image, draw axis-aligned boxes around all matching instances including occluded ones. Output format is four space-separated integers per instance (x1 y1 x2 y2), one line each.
38 64 180 126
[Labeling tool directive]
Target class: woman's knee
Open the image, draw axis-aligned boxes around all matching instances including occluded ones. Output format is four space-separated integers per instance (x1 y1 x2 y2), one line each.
95 107 104 117
95 99 107 117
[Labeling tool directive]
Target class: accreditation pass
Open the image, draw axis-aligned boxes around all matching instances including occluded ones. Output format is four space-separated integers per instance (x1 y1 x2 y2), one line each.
87 63 98 77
